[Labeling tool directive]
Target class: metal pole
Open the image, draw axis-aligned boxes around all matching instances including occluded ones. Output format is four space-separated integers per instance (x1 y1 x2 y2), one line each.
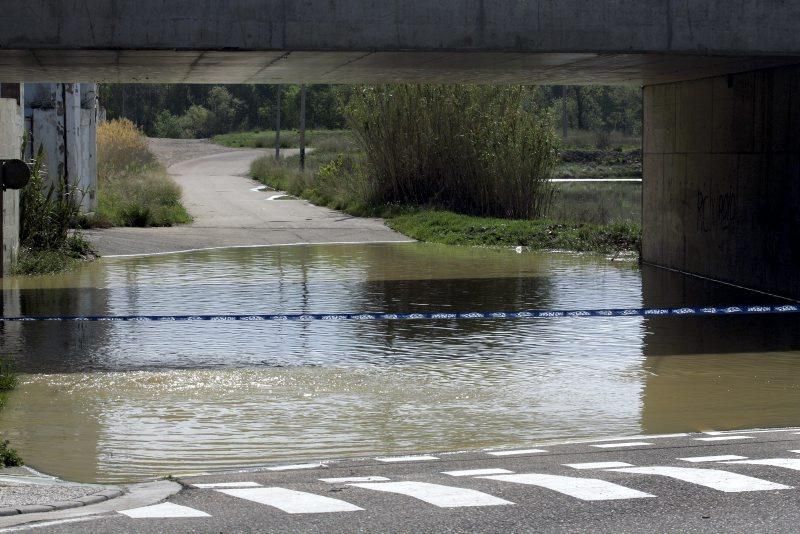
299 85 306 171
562 86 568 139
275 85 282 161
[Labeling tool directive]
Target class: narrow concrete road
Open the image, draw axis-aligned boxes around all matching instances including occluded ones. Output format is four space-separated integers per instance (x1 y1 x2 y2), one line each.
86 147 410 257
4 429 800 532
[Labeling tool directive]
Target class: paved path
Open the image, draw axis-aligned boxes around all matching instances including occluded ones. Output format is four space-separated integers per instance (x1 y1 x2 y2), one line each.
4 429 800 532
86 148 410 257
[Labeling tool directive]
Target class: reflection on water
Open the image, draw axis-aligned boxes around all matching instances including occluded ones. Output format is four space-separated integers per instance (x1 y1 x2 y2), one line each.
0 243 798 483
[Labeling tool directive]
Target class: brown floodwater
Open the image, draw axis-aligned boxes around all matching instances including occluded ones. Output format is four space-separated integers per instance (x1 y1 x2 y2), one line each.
1 243 799 483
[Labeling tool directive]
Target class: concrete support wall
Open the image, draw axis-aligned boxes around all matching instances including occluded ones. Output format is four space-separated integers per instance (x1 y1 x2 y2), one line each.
24 83 98 213
642 64 800 299
0 92 23 276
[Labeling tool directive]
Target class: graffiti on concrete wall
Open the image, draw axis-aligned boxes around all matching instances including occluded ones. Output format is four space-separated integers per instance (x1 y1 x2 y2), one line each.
696 188 738 233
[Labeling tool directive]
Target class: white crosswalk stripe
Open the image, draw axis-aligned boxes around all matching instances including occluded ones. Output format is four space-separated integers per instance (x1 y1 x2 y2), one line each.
695 436 754 442
192 481 262 489
608 466 792 492
565 461 634 470
591 442 653 448
487 449 547 457
375 455 439 463
348 481 513 508
443 468 514 477
678 456 748 463
480 473 654 501
217 487 363 514
320 476 391 483
724 458 800 471
266 462 327 471
119 503 211 518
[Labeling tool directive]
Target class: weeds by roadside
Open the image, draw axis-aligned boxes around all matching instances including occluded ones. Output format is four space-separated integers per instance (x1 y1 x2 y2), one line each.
14 147 96 276
83 119 191 228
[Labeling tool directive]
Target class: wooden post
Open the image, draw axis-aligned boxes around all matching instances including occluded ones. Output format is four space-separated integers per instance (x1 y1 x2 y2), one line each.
299 85 307 171
275 85 282 161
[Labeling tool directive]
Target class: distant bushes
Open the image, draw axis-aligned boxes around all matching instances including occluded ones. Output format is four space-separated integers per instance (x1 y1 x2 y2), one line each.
346 85 559 219
92 119 190 228
152 87 247 139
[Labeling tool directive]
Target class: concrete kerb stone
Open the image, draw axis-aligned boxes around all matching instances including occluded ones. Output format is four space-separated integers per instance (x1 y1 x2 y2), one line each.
0 488 124 516
0 481 181 529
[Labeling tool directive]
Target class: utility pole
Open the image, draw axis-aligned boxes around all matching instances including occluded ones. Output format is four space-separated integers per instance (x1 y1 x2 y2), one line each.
299 85 306 171
275 85 282 161
562 86 569 139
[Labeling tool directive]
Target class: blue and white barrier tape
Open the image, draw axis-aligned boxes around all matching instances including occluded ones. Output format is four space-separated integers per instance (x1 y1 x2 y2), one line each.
0 305 798 322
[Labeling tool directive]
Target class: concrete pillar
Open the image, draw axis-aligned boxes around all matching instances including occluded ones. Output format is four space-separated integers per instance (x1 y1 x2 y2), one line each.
80 83 98 213
0 86 23 277
24 83 98 213
642 64 800 300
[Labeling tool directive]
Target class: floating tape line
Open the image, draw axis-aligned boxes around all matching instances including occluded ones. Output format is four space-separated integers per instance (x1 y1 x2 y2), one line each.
0 305 798 322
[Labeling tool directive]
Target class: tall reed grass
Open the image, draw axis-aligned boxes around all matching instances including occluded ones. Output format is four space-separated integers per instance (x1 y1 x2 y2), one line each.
346 85 559 219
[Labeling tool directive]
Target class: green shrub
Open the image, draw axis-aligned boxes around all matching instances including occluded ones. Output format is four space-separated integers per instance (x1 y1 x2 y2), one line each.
180 105 213 138
153 110 184 138
0 358 16 392
0 440 22 467
0 359 22 467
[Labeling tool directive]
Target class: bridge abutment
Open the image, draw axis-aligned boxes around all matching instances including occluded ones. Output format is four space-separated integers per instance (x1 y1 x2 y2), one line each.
643 64 800 300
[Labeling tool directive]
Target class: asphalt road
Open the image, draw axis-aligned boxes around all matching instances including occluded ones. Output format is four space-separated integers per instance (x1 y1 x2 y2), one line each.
7 429 800 533
86 149 410 257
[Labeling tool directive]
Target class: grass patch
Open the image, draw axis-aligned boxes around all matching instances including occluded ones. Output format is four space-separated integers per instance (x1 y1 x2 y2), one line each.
89 166 192 228
214 129 352 151
386 210 641 254
12 235 95 276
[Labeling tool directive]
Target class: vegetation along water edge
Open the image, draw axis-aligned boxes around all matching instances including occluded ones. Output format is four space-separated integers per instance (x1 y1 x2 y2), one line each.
0 359 22 467
242 85 642 255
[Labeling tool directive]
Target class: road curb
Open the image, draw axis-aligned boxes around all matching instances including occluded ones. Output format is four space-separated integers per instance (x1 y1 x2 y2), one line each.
0 488 124 517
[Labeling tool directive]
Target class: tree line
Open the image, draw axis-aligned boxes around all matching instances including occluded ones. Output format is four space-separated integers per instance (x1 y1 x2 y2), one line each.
99 84 642 139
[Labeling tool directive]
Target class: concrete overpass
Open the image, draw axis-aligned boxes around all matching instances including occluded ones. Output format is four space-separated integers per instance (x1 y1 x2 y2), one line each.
0 0 799 84
0 0 799 299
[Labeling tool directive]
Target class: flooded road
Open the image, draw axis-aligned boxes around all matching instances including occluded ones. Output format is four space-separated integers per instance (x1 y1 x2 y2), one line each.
1 243 799 483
